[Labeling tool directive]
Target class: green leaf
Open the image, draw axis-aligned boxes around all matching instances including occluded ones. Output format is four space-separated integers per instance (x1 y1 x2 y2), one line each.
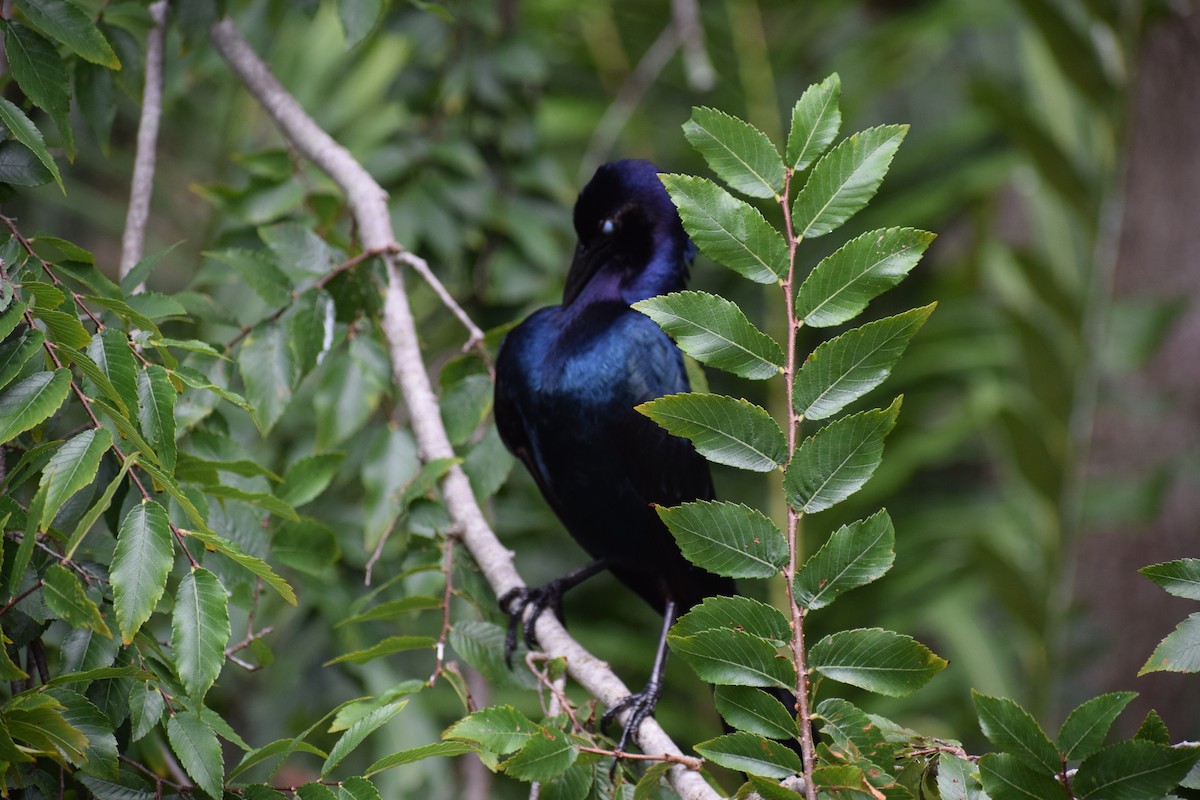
656 500 786 578
338 0 384 47
0 368 71 443
502 726 577 781
695 732 802 779
445 706 541 754
794 509 895 610
786 73 841 172
204 484 299 521
43 564 111 637
362 426 420 549
0 97 63 192
784 398 901 514
1057 692 1137 762
541 760 593 800
273 517 340 575
745 776 806 800
137 365 177 471
794 305 934 420
713 686 797 740
1139 558 1200 600
339 776 381 800
977 753 1067 800
0 299 29 341
0 138 52 186
206 248 294 307
3 22 71 131
1134 709 1170 746
47 687 118 778
810 628 946 696
321 700 408 776
172 568 231 700
339 595 442 626
36 427 111 532
63 451 137 559
128 682 165 742
297 784 338 800
671 595 791 643
795 227 935 328
167 711 224 799
35 307 91 348
19 0 120 67
287 288 335 377
238 322 297 434
111 501 173 644
440 371 492 446
184 527 296 606
660 174 788 284
633 762 672 800
88 329 140 417
0 330 44 392
324 636 437 666
121 241 183 294
1074 740 1200 800
937 754 985 800
972 692 1060 774
791 125 907 238
1140 612 1200 674
365 741 478 777
638 393 785 472
669 628 795 688
85 295 163 335
229 738 327 782
683 107 785 199
634 291 783 380
815 697 892 765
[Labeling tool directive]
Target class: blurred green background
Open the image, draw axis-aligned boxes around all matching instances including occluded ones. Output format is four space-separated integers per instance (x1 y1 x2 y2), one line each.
10 0 1200 795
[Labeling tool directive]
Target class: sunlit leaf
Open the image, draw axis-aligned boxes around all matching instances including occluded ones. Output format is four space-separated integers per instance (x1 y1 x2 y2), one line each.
669 628 795 688
502 726 577 782
977 753 1066 800
322 700 408 776
112 501 173 644
0 368 71 443
1075 740 1200 800
36 428 111 532
656 500 786 578
713 686 797 740
1139 558 1200 601
365 741 478 777
137 365 177 472
1139 612 1200 675
791 125 907 238
167 711 224 800
684 107 785 198
1058 692 1137 762
638 392 786 472
794 509 895 610
810 628 946 696
786 73 841 172
972 691 1060 774
172 568 231 699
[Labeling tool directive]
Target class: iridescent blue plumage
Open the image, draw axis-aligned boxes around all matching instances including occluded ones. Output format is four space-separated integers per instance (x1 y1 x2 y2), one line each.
494 159 733 749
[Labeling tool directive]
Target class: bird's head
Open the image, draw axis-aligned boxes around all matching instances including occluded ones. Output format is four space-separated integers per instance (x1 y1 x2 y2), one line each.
562 159 694 308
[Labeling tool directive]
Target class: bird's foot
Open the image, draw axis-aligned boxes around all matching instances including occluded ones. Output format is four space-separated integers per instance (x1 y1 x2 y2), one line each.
599 678 664 771
498 579 568 668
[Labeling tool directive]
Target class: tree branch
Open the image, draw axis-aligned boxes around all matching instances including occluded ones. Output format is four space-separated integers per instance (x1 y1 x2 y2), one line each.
208 18 721 800
119 0 169 286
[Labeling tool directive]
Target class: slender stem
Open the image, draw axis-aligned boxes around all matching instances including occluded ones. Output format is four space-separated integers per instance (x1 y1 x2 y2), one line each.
779 169 818 800
575 746 703 770
428 533 457 687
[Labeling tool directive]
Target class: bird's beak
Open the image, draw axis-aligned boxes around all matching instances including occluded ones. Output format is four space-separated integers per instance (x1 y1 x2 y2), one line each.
562 240 608 307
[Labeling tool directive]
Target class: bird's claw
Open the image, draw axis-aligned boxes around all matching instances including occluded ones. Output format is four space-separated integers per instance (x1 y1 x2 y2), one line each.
599 680 664 774
499 581 567 668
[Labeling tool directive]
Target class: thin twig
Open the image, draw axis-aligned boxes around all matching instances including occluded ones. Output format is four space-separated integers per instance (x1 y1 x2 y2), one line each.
0 581 44 617
525 652 587 736
428 533 457 686
119 0 169 287
209 18 719 800
576 746 703 770
395 250 489 365
672 0 714 91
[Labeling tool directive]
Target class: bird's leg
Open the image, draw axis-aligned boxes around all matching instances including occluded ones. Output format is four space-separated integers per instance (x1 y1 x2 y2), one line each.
600 597 677 763
499 558 611 667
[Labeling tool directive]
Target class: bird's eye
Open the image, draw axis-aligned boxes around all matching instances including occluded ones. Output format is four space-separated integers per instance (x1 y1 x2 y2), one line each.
600 218 615 235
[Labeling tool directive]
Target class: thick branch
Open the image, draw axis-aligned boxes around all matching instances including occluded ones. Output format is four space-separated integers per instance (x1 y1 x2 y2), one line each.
119 0 169 285
208 18 720 800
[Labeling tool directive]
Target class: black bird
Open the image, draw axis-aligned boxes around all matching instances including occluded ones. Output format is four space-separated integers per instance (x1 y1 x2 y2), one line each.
493 159 734 750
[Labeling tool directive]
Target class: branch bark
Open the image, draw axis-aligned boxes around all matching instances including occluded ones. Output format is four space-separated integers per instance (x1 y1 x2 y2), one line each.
208 18 720 800
119 0 169 286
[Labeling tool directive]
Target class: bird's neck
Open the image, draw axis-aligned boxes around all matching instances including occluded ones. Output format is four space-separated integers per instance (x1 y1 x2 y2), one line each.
567 237 692 313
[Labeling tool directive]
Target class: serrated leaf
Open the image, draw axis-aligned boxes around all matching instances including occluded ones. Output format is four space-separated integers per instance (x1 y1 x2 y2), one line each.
121 241 183 294
47 687 118 778
1074 740 1200 800
1058 692 1137 761
43 564 111 637
816 697 892 764
795 227 935 328
810 628 946 696
278 453 344 509
635 291 783 380
671 595 791 643
794 509 895 610
784 398 901 514
339 776 381 800
0 329 44 392
229 738 327 782
656 500 786 578
0 139 52 185
288 288 335 377
171 568 231 700
937 754 986 800
238 322 296 434
273 517 339 575
0 299 29 342
794 305 934 420
695 731 803 778
35 307 91 348
206 249 293 307
0 368 71 443
204 484 299 521
972 692 1060 773
786 73 841 172
638 392 785 472
88 329 140 416
112 501 173 644
36 427 111 532
137 365 177 471
19 0 120 67
321 700 408 776
167 711 224 799
4 22 70 123
684 107 784 198
297 784 338 800
0 96 63 191
128 681 165 742
713 686 797 740
1134 709 1170 746
977 753 1067 800
364 741 478 776
445 705 541 754
324 635 436 666
1139 558 1200 600
791 125 907 238
502 726 577 781
669 628 795 688
339 595 442 626
63 451 137 559
660 174 788 283
1139 612 1200 674
183 527 296 606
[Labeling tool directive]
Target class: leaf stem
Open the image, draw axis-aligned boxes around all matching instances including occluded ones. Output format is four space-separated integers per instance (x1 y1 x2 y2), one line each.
779 167 818 800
